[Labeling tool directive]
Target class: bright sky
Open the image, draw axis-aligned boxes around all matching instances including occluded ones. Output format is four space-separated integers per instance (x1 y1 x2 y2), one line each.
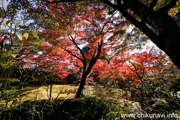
0 0 9 11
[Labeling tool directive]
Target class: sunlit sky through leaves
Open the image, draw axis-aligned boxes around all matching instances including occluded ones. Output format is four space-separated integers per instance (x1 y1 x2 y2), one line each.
0 0 9 11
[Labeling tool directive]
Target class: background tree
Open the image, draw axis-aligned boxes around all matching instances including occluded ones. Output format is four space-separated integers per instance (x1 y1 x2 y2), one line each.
25 2 140 98
38 0 180 70
0 1 28 89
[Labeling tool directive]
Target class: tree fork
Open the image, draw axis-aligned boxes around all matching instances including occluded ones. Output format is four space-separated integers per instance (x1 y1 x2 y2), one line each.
75 41 103 98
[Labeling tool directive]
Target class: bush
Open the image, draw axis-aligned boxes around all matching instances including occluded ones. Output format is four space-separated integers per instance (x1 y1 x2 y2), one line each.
130 78 180 114
0 97 109 120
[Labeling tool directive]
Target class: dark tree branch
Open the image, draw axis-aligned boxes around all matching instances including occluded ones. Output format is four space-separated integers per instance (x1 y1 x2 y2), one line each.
96 40 103 59
101 0 159 47
69 37 87 72
101 0 180 69
117 0 121 5
101 14 115 33
86 40 103 74
69 36 86 61
0 41 3 57
92 50 97 60
0 36 7 59
98 57 113 68
141 0 158 23
129 61 143 82
101 21 110 33
59 46 84 61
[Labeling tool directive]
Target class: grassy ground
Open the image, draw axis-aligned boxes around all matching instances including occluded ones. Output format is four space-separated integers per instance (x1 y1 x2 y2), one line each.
21 84 78 101
19 84 130 102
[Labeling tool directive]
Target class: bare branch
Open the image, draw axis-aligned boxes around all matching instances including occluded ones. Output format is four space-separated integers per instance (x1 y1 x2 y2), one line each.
101 14 114 33
69 37 81 52
69 36 86 62
98 57 113 68
59 46 84 61
129 61 143 82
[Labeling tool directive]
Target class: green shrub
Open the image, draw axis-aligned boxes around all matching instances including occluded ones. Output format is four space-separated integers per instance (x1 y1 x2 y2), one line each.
0 97 109 120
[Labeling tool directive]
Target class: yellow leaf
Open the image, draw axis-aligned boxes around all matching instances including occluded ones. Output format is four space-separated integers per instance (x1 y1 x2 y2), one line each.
55 22 59 27
12 20 18 27
23 33 29 39
5 21 10 26
33 34 39 39
17 35 22 41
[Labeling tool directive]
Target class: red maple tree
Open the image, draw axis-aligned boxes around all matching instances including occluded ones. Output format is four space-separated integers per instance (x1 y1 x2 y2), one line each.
25 3 130 98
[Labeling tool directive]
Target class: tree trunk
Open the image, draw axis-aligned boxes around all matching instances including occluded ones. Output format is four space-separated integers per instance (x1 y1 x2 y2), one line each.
102 0 180 69
49 84 53 101
75 73 87 98
75 41 103 98
122 0 180 69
